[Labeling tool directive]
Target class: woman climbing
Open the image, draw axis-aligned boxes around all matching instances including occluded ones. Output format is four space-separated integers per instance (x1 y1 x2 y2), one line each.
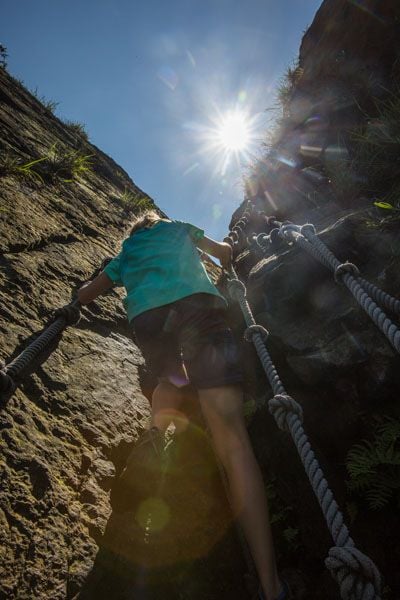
77 209 289 600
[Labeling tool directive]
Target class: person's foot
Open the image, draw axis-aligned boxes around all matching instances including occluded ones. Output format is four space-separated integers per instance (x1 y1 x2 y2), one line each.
119 426 165 486
111 427 166 512
276 580 290 600
134 426 164 457
257 579 291 600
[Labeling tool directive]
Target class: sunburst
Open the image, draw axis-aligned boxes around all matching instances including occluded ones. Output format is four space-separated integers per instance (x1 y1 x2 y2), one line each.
216 111 251 151
200 107 260 176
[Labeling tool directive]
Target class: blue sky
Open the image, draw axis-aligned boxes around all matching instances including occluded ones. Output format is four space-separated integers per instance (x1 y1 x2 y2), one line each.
2 0 321 240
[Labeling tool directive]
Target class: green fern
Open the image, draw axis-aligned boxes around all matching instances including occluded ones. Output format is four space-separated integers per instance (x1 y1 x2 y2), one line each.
346 417 400 509
264 480 301 555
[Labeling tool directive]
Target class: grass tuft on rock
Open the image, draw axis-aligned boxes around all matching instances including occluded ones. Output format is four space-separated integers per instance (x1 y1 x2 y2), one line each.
0 154 46 183
63 120 89 141
276 61 304 117
40 143 93 181
30 86 59 114
118 189 155 212
0 144 93 184
352 92 400 206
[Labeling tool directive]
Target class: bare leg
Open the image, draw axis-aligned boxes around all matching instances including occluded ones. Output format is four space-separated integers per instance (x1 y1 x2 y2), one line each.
198 384 282 600
151 381 188 433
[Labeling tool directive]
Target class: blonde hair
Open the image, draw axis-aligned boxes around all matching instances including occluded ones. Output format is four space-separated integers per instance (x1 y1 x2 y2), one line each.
128 209 169 236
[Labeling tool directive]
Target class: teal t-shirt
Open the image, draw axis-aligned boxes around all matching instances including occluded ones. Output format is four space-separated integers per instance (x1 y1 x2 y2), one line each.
103 220 226 321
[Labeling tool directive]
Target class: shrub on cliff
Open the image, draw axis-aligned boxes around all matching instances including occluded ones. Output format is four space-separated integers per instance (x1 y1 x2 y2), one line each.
0 44 7 69
276 61 304 117
324 92 400 207
353 93 400 207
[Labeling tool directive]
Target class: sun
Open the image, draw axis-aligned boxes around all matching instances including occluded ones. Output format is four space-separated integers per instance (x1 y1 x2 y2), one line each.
217 111 250 151
187 103 262 178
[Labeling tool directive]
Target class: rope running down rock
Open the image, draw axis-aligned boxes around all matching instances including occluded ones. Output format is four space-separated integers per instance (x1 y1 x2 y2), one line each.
0 302 81 396
270 220 400 354
0 257 115 397
225 207 382 600
226 268 381 600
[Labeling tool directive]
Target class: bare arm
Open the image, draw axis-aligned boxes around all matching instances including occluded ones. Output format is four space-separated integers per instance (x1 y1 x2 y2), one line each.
77 272 114 305
197 235 232 269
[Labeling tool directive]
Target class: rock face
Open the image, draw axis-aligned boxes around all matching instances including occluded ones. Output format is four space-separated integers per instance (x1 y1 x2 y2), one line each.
2 1 400 598
0 66 152 598
0 68 247 599
227 2 400 599
245 0 400 225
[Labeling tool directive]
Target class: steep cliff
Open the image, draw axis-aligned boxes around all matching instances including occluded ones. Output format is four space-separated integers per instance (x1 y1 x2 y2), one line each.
228 1 400 599
2 1 400 598
0 68 247 599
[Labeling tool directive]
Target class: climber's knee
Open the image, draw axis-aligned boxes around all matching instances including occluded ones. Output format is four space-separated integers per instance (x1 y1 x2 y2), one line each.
151 381 187 432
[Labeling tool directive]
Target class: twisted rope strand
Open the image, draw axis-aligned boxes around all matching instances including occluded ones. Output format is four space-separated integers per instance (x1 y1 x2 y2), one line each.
357 277 400 316
5 316 67 379
227 265 381 599
283 407 352 548
342 273 400 352
281 225 400 354
0 302 81 393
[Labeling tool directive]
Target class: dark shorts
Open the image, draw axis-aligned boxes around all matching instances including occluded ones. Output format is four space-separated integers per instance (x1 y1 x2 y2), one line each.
132 293 243 389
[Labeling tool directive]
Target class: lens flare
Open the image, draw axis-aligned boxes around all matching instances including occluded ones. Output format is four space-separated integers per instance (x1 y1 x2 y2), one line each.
217 111 250 151
136 497 171 534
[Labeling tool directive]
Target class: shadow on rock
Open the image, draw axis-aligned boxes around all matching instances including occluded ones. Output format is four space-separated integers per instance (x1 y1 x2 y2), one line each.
78 415 249 600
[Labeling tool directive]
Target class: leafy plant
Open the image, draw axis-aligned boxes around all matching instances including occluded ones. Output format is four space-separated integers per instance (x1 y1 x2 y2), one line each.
373 201 400 211
39 143 93 181
283 526 300 548
121 189 137 203
346 417 400 510
265 479 301 555
0 154 46 183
